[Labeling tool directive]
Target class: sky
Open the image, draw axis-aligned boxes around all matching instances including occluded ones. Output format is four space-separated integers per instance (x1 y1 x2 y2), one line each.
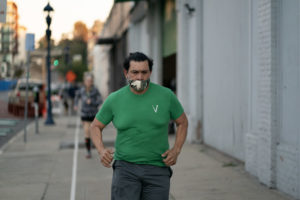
13 0 114 43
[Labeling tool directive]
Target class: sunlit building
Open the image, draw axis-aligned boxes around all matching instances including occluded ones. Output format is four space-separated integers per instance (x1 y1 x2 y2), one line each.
87 20 103 72
0 1 18 78
13 25 26 77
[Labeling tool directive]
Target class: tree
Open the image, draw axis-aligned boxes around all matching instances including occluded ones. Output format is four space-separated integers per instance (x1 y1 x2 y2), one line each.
72 61 88 82
73 21 88 42
37 36 55 49
55 21 89 82
90 20 103 37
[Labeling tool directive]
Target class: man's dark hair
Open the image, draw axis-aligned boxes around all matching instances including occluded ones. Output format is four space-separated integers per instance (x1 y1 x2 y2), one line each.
123 52 153 72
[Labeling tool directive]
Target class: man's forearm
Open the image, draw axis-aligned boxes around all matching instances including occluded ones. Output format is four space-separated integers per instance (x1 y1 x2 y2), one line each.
90 125 105 154
173 122 188 153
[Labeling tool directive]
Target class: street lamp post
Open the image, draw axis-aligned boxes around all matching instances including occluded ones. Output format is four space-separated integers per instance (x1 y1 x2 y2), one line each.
44 2 55 125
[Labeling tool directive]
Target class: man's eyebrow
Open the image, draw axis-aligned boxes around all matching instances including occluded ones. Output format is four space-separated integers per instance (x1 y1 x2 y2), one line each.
130 70 149 72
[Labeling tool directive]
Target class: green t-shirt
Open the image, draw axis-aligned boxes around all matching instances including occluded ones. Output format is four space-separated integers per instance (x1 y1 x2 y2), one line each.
95 82 184 166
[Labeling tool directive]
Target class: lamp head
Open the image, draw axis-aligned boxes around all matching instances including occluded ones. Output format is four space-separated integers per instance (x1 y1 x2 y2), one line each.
43 2 54 13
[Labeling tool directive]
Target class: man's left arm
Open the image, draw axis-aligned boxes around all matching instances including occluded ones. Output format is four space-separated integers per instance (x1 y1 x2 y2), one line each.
162 112 188 166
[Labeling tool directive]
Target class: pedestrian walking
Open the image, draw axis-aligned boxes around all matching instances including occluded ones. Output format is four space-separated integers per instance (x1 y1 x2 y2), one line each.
90 52 188 199
68 81 78 115
60 81 70 115
74 73 102 158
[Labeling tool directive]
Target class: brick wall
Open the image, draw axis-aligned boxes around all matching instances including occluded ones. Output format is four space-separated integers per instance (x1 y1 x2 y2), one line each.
276 144 299 197
245 134 258 177
246 0 279 188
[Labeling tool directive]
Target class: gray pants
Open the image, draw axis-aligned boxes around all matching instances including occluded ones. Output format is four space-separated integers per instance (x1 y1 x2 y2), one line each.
111 160 172 200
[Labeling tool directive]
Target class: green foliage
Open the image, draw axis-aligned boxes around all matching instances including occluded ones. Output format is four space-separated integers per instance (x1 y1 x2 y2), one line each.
71 39 87 65
71 61 88 82
55 37 88 82
43 21 89 83
13 68 24 78
54 58 67 74
37 36 55 49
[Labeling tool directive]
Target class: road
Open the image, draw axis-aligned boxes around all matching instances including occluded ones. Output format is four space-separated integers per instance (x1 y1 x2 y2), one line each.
0 90 33 149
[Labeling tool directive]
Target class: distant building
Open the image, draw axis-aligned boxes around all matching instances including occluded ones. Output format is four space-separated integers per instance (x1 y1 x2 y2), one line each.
93 2 132 97
29 48 62 84
14 25 27 76
87 20 103 72
0 1 18 78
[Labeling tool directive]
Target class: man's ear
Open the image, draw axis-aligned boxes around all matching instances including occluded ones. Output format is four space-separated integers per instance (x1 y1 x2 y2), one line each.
123 69 128 78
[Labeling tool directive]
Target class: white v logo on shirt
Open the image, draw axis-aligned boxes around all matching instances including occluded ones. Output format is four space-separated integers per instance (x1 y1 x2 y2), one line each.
152 105 158 113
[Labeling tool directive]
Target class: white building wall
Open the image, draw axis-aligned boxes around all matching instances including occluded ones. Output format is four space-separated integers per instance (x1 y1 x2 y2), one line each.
128 2 162 84
276 0 300 197
93 45 110 98
176 0 300 198
148 2 162 85
177 0 203 143
128 19 150 55
246 1 300 198
177 0 191 117
246 0 279 188
245 0 260 178
202 0 250 161
256 0 279 187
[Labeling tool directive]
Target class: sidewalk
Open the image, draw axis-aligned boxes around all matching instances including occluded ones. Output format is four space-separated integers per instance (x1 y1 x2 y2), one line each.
0 115 294 200
170 143 294 200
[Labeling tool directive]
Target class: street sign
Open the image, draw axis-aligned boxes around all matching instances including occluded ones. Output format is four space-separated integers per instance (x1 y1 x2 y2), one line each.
0 0 7 23
66 70 76 82
25 33 35 51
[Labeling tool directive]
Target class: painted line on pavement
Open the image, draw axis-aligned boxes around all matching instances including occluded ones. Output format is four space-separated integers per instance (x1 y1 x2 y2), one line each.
70 116 80 200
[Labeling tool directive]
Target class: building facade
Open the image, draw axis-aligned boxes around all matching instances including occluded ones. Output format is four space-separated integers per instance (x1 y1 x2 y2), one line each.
93 2 133 97
87 20 103 72
177 0 300 198
0 1 18 78
13 25 27 76
94 0 300 198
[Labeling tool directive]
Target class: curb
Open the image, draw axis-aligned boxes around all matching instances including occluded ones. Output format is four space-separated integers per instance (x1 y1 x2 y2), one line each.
0 120 35 155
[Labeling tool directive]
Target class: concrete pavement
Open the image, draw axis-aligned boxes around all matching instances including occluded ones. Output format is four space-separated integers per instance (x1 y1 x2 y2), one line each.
0 115 295 200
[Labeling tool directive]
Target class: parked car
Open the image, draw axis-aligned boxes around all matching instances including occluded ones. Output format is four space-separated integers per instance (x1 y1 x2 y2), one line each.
8 78 46 117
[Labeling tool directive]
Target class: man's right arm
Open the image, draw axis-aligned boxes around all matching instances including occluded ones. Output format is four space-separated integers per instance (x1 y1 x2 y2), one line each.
90 119 114 168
